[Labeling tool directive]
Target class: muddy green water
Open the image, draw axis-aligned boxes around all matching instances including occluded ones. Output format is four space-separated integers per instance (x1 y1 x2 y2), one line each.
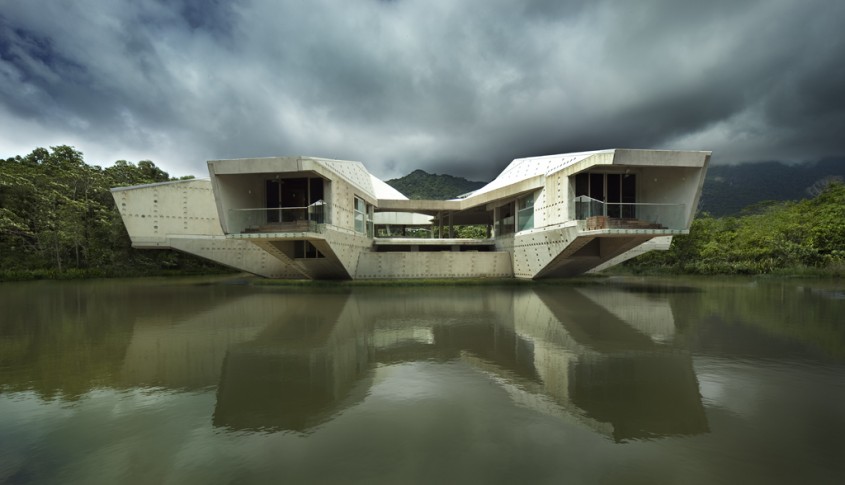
1 276 844 484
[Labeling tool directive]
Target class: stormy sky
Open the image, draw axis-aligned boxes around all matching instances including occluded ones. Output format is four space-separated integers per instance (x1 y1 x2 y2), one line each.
1 0 844 180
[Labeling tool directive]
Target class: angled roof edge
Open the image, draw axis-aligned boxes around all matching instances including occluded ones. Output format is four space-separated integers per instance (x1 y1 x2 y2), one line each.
110 178 210 192
207 155 382 200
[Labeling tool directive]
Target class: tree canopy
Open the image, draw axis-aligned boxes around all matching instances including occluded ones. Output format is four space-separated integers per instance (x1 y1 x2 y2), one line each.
0 146 218 280
625 182 845 275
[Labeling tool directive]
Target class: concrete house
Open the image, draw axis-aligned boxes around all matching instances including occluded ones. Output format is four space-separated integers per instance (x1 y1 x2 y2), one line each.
111 149 710 279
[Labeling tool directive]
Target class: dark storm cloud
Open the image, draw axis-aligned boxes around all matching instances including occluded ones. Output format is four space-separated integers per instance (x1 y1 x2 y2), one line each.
1 0 844 180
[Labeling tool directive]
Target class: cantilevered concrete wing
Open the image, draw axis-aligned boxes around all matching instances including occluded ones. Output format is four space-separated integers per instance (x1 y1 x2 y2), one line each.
112 149 709 279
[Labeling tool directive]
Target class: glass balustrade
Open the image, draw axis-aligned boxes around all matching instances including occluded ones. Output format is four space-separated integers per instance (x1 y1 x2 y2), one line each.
574 196 686 230
227 202 329 234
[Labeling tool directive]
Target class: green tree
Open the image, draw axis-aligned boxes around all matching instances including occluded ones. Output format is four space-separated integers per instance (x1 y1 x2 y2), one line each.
0 146 226 279
624 182 845 275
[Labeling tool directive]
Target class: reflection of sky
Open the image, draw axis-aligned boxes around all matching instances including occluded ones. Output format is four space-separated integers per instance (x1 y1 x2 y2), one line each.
693 357 845 484
0 365 651 484
3 354 845 484
696 360 763 417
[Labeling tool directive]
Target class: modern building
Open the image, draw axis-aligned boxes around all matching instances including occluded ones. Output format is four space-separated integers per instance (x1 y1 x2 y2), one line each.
111 148 710 279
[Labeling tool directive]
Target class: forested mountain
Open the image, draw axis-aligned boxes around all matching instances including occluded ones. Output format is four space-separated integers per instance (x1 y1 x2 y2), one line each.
700 158 845 216
386 169 487 200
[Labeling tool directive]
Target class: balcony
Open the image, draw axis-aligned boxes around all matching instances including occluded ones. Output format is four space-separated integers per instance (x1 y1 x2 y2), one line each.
228 202 329 234
574 196 686 231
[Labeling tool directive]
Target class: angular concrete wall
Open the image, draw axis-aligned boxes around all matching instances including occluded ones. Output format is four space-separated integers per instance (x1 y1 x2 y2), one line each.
112 179 223 247
355 251 512 279
112 180 306 278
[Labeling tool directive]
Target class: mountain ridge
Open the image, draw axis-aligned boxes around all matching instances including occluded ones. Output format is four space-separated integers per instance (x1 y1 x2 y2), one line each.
385 169 486 200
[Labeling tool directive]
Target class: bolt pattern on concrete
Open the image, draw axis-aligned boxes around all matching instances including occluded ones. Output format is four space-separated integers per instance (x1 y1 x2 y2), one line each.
355 252 512 279
315 158 376 200
114 149 709 280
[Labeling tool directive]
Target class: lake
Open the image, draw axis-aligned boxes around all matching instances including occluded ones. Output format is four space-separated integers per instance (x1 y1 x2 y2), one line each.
1 276 844 484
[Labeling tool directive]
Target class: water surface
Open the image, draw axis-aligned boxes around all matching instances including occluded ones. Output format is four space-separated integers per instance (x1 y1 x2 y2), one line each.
1 276 844 484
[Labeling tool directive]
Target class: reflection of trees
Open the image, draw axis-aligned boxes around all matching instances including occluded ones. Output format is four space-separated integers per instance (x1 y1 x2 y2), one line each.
0 279 257 399
10 277 843 443
666 280 845 360
0 281 135 400
568 353 707 442
4 280 721 442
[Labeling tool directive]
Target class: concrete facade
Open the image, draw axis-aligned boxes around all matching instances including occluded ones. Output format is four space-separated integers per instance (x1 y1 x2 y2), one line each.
112 148 710 279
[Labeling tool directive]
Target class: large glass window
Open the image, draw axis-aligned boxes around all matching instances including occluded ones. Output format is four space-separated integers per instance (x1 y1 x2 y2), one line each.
574 172 636 219
353 196 373 236
517 193 534 232
496 202 515 236
354 196 366 233
265 177 327 224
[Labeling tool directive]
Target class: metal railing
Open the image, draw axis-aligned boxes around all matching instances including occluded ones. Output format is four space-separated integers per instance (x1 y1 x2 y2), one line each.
574 196 686 230
228 202 329 234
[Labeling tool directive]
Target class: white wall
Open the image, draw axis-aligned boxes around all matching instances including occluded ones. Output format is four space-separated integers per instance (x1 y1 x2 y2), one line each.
637 167 704 227
112 180 223 247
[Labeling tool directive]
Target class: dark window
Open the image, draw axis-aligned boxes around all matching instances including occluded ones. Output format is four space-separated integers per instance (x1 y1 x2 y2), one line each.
496 202 515 236
607 174 621 217
266 180 280 222
575 173 589 197
589 173 604 201
294 240 324 259
309 178 324 203
622 174 636 218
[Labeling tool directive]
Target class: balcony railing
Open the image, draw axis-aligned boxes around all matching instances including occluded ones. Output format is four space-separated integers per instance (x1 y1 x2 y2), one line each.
574 196 686 230
228 202 329 234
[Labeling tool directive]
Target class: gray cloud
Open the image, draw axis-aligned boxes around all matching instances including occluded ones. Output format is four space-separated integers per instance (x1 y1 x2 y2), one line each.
1 0 844 181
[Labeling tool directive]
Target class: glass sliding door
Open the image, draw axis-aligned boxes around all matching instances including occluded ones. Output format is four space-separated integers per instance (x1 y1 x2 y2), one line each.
266 180 281 223
517 193 535 232
607 174 621 218
574 171 637 219
622 174 636 218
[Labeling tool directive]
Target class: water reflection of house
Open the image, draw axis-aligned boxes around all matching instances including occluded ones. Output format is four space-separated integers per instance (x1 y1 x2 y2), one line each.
514 287 708 441
119 292 300 390
212 292 372 432
112 149 709 279
204 286 708 441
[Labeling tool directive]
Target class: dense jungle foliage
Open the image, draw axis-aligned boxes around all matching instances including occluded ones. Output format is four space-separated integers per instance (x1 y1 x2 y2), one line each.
624 182 845 275
0 146 228 280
